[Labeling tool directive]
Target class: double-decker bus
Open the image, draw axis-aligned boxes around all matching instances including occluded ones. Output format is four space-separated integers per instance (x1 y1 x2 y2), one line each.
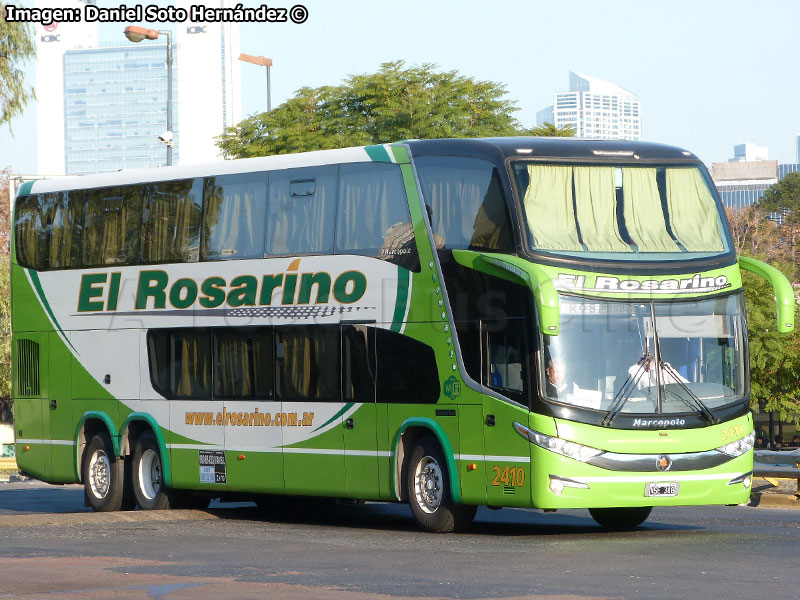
12 138 793 532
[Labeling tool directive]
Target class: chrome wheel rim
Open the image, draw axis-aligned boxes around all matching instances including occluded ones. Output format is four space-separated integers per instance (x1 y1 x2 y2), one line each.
413 455 443 514
138 449 161 501
88 449 111 499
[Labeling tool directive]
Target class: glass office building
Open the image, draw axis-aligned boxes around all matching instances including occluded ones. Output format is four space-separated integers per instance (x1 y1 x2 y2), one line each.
63 43 179 175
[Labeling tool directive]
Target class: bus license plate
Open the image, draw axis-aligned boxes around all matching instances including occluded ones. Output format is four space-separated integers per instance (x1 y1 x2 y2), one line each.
645 482 679 497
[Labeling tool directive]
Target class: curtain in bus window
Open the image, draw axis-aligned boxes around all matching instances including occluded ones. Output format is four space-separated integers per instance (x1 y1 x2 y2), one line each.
83 186 142 266
572 167 631 252
665 168 724 252
14 195 43 269
275 327 338 400
174 332 211 398
252 329 274 398
524 165 581 251
46 192 82 268
214 332 254 398
621 168 679 253
142 180 202 263
336 163 418 268
203 174 267 260
266 167 336 256
416 157 512 251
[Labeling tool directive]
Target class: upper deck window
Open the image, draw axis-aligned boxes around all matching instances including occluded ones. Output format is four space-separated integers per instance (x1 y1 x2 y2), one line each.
513 163 730 261
416 156 514 252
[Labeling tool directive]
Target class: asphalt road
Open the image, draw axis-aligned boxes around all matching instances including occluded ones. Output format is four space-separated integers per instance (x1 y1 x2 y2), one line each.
0 481 798 600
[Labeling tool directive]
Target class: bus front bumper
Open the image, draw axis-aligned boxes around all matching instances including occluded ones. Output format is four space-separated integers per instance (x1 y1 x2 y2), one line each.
530 447 753 509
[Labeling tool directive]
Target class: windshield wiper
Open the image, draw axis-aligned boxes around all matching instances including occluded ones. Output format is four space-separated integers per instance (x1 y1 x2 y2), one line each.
602 354 650 427
659 361 718 425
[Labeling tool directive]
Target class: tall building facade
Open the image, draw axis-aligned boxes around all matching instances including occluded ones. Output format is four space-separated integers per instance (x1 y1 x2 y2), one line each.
536 72 641 140
35 0 99 175
36 0 241 175
64 43 178 174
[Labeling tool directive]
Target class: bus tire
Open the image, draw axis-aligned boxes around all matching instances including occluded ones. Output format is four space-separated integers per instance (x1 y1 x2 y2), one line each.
132 432 170 510
407 435 476 533
83 433 125 512
589 506 652 529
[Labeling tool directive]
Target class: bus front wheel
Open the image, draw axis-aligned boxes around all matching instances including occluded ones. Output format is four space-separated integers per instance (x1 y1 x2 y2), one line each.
589 506 652 529
83 433 125 512
407 435 476 533
132 432 171 510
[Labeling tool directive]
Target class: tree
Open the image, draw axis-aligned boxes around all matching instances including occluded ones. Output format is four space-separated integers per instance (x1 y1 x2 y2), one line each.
724 205 785 264
743 268 800 424
0 12 35 130
726 204 800 424
217 61 523 158
759 172 800 267
526 121 576 137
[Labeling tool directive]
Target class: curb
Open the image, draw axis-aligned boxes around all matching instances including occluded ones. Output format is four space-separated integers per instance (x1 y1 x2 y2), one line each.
749 492 800 509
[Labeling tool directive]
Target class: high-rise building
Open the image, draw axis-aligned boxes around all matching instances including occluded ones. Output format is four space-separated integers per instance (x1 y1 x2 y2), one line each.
35 0 99 175
796 133 800 163
536 72 641 140
35 0 241 175
729 142 769 162
63 43 178 174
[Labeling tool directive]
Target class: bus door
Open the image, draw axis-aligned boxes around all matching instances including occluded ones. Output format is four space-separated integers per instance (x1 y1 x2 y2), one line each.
481 319 532 507
47 331 74 482
342 325 379 498
280 326 346 496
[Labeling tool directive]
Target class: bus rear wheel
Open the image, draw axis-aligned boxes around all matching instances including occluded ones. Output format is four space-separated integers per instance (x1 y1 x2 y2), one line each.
84 433 125 512
132 432 171 510
589 506 652 529
407 435 476 533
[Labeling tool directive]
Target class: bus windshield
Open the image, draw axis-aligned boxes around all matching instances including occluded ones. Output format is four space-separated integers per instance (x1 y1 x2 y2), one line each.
541 294 746 416
511 162 731 261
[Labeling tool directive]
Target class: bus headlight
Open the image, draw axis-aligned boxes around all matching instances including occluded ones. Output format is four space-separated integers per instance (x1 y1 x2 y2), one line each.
715 431 755 457
514 423 604 462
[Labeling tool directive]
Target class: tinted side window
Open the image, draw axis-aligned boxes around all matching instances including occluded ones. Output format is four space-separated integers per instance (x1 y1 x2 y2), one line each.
83 185 143 267
203 173 268 260
336 163 420 271
142 179 202 263
276 326 339 401
148 330 212 399
14 195 44 269
266 166 337 256
343 325 375 403
214 329 273 399
373 329 440 403
416 156 513 252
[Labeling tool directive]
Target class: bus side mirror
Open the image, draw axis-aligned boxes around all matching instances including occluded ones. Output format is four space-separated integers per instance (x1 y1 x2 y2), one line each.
738 256 795 334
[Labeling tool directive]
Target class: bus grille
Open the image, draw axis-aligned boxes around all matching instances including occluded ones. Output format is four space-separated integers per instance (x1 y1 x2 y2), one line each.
16 339 40 396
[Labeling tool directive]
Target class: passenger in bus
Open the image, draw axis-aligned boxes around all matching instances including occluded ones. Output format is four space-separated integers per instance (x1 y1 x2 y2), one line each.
627 356 688 389
545 357 568 398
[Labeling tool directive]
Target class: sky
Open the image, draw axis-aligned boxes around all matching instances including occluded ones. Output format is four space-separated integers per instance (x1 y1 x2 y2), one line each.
2 0 799 173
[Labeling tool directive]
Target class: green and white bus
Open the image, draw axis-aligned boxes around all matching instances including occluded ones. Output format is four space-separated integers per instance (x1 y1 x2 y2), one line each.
12 138 794 532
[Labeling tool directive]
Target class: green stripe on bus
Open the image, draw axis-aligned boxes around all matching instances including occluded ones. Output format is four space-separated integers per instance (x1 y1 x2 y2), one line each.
365 145 393 163
390 268 410 332
18 181 34 196
28 270 77 353
390 145 410 163
311 402 355 433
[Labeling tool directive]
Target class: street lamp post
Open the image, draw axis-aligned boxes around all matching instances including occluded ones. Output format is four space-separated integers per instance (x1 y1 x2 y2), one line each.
123 26 174 166
238 53 273 112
